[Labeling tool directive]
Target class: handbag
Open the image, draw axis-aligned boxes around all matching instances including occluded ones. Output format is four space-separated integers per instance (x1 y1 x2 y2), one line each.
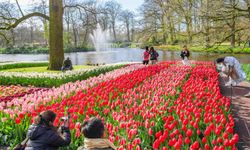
13 137 29 150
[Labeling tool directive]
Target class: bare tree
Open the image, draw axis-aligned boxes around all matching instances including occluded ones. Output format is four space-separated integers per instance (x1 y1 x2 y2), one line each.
105 0 121 42
119 10 134 42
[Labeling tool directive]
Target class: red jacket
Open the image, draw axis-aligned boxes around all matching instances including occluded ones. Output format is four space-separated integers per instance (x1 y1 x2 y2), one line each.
143 51 150 61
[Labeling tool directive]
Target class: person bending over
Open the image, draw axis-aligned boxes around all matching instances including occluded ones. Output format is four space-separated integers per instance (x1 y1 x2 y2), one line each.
78 117 117 150
25 110 71 150
216 56 246 86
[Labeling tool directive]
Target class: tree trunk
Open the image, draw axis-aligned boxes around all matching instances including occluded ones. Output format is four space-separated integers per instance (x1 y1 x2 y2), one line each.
168 16 175 44
48 0 64 70
112 22 117 42
11 29 15 46
230 15 236 48
73 25 78 47
126 22 130 42
161 14 167 44
30 24 34 45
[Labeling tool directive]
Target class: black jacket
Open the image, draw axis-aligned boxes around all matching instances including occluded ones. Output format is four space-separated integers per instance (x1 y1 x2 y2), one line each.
150 51 159 60
25 124 71 150
180 50 190 60
77 146 114 150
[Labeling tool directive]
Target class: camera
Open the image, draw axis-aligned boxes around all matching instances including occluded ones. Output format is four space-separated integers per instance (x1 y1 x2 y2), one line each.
60 116 69 121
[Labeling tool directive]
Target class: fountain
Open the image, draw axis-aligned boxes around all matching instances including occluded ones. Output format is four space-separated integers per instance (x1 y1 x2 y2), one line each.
90 23 110 51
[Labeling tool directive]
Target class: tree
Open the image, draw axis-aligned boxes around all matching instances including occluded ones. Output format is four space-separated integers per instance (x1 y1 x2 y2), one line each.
105 0 121 42
0 0 64 70
0 2 18 46
119 10 134 42
48 0 64 70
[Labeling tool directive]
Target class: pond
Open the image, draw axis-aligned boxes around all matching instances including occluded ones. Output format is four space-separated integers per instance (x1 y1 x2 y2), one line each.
0 48 250 65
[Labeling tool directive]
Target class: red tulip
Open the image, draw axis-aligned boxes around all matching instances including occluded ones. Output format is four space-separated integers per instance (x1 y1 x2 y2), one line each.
185 137 190 144
186 129 192 137
148 128 153 136
15 118 21 124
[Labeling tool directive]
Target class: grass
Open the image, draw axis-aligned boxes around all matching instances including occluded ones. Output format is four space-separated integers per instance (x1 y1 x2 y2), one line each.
0 65 94 73
242 64 250 81
155 45 250 54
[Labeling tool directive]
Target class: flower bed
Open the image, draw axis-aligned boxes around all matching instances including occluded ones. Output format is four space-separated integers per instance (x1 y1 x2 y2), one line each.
0 62 238 149
0 85 47 103
0 64 125 87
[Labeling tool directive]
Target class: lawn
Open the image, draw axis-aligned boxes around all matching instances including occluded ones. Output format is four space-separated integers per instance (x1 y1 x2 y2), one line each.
155 44 250 54
0 65 94 73
242 64 250 81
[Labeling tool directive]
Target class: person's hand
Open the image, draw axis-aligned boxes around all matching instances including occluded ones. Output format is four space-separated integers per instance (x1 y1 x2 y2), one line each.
63 119 70 128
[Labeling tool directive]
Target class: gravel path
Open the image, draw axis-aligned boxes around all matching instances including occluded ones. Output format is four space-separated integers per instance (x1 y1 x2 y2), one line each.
220 77 250 150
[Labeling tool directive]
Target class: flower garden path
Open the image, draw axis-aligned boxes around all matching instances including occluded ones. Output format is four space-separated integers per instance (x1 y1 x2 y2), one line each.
220 79 250 150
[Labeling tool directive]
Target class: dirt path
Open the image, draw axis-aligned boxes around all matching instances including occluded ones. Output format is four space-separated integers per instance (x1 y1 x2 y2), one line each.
220 78 250 150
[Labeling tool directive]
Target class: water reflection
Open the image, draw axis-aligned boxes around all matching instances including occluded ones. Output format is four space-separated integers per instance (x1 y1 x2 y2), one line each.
0 48 249 65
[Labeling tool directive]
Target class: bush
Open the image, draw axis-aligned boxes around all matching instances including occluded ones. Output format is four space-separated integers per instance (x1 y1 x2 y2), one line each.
0 62 48 71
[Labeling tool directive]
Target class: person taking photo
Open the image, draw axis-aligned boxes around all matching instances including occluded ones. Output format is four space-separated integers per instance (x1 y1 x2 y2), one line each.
25 110 71 150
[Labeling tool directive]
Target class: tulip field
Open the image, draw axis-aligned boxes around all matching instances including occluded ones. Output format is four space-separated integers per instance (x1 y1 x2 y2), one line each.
0 62 239 149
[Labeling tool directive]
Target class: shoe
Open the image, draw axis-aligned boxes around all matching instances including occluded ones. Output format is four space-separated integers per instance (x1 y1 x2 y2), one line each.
225 81 232 86
231 80 237 86
225 80 237 86
245 92 250 98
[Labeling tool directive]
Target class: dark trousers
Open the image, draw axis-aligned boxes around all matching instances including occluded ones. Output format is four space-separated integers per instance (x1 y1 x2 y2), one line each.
143 60 149 65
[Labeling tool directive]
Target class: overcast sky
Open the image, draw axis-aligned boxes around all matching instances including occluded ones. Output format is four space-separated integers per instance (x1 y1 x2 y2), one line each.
6 0 144 12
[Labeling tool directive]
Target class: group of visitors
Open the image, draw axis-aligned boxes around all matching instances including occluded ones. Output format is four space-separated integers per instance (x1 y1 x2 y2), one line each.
142 46 159 65
143 45 190 65
15 110 115 150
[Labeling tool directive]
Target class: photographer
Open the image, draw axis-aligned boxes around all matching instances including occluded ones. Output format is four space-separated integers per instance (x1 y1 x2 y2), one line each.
77 117 117 150
25 110 71 150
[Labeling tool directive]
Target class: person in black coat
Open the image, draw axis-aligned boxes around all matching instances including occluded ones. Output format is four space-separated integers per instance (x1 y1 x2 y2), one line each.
149 47 159 65
25 110 71 150
61 57 73 71
180 45 190 65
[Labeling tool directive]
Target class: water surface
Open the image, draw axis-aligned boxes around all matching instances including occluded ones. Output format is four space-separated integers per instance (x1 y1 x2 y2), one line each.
0 48 249 65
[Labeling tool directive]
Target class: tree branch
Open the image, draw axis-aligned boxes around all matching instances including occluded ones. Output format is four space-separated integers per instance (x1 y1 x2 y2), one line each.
64 4 99 14
0 32 9 44
15 0 24 17
0 12 49 30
